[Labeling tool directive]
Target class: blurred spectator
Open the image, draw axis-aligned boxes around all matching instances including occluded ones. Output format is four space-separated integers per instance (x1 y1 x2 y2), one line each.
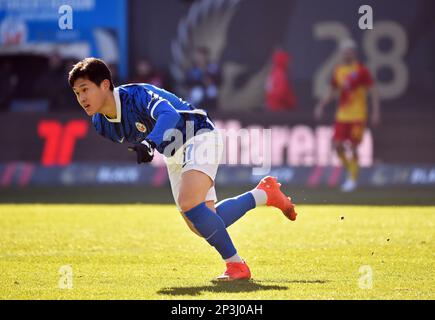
59 58 80 110
33 52 71 110
265 49 296 111
108 63 120 87
130 58 164 87
185 46 221 110
0 60 18 111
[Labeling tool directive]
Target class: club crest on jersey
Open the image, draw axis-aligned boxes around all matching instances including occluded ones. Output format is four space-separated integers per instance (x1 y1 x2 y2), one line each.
135 122 147 133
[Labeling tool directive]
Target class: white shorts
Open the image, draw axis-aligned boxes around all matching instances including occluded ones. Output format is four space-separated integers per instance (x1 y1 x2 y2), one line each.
164 130 224 211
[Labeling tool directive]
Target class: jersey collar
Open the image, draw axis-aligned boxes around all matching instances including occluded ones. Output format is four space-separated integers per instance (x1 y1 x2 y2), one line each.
104 88 121 123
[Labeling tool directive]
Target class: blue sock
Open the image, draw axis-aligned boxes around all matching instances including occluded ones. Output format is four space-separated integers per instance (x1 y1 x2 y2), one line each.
215 192 256 228
184 202 237 259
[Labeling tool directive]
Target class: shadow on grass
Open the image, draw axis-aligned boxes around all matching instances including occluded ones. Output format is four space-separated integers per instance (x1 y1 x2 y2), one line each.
256 279 330 284
157 280 286 296
158 278 329 296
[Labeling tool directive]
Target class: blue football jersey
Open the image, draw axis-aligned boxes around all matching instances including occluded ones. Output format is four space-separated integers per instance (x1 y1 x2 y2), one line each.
92 83 215 155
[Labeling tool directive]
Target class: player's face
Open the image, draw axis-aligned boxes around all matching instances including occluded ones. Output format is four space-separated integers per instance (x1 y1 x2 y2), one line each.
342 48 356 64
72 78 108 116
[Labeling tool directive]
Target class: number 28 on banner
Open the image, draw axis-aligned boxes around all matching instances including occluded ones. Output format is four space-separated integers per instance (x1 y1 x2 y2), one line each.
313 18 408 100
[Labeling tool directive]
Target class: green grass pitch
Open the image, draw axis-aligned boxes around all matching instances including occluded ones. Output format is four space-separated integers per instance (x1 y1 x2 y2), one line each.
0 204 434 299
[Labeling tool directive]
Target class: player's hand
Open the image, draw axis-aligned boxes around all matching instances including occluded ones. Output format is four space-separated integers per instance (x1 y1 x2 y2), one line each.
128 139 155 164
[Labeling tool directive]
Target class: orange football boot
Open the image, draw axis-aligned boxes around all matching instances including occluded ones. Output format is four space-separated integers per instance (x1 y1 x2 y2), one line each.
256 176 297 221
216 261 251 282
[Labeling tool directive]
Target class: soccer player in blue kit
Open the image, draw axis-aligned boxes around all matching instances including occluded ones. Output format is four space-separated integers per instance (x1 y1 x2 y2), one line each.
69 58 297 281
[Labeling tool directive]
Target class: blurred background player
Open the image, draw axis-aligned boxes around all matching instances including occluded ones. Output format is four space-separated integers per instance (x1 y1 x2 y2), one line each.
314 39 381 192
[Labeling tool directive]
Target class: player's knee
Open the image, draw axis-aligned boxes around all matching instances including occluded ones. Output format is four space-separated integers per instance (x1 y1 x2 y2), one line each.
178 195 202 213
351 147 359 159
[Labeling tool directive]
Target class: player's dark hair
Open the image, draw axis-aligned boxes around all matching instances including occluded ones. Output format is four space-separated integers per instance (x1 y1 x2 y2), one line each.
68 57 114 91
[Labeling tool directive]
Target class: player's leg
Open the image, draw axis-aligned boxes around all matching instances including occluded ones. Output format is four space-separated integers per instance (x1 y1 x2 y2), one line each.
334 141 348 167
340 144 358 192
336 140 357 192
333 123 350 170
344 122 365 191
177 169 214 212
178 169 250 281
168 130 252 280
177 169 239 262
333 122 355 191
213 192 258 227
348 145 360 182
213 176 297 228
334 140 352 189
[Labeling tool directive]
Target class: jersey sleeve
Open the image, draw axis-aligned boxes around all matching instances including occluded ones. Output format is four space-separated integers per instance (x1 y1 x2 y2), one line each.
143 94 181 148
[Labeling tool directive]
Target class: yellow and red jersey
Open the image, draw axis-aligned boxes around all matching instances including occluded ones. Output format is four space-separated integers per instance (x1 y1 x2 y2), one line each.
331 62 374 122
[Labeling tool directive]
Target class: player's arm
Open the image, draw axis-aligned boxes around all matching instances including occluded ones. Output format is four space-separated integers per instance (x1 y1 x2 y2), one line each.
146 98 181 147
314 86 337 121
361 65 381 126
129 97 181 164
369 85 381 126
